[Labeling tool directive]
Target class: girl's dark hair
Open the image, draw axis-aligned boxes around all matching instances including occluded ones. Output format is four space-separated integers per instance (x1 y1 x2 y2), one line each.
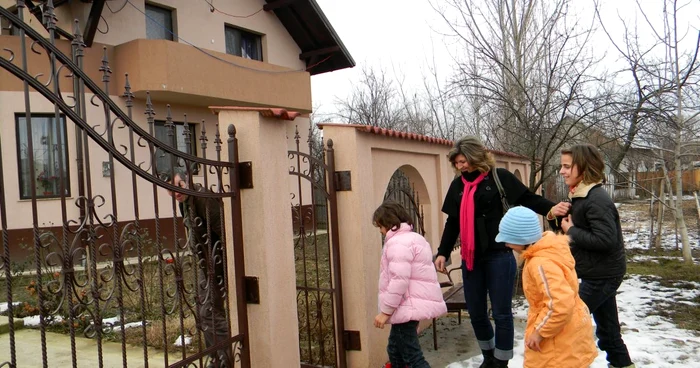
561 144 606 184
372 200 413 231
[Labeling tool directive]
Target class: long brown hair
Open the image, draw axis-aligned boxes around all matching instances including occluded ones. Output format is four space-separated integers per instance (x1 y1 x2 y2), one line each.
561 144 605 184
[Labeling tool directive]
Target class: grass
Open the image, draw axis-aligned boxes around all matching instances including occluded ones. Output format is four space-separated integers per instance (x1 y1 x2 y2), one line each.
294 232 338 366
626 257 700 332
0 253 207 353
620 197 700 333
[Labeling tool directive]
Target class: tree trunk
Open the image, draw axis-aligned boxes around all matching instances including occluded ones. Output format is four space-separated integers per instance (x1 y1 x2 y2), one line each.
654 178 665 251
674 136 693 263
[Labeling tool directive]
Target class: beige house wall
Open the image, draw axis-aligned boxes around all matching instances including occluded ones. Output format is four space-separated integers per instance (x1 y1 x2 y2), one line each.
319 124 534 367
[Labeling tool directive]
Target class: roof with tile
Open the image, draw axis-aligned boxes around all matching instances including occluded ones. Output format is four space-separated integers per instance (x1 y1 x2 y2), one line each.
317 123 529 160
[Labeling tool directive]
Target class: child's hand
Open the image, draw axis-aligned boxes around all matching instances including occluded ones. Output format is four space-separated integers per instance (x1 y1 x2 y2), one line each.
526 330 543 352
373 313 391 329
561 215 574 234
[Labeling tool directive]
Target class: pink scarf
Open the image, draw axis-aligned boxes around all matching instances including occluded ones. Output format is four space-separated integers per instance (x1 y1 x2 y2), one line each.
460 172 488 271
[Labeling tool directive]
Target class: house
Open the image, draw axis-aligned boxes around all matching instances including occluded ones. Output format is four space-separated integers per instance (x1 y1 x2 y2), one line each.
0 0 354 258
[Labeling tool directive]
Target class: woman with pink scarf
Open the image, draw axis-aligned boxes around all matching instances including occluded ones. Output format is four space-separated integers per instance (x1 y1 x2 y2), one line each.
434 136 569 368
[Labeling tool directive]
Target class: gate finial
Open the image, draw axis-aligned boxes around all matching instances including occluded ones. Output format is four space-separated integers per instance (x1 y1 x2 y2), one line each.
43 0 57 31
71 20 85 58
122 74 134 109
214 123 222 160
145 92 156 134
199 120 208 151
99 47 112 85
183 114 192 154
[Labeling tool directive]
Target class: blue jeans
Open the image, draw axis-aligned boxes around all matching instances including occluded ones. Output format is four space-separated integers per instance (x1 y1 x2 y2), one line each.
462 250 516 361
387 321 429 368
579 277 633 367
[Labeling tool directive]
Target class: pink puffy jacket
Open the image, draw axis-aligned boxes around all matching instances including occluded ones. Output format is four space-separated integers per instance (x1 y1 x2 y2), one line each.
378 223 447 324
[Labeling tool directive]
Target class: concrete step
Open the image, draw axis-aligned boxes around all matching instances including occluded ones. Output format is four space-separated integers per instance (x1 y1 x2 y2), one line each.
0 315 24 335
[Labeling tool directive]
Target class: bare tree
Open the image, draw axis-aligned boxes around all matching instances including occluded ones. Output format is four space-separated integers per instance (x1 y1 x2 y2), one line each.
334 65 407 130
596 0 699 262
433 0 613 191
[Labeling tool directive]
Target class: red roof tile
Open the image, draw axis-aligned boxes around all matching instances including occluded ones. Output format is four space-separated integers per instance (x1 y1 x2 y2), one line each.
317 123 453 146
317 123 529 160
209 106 301 121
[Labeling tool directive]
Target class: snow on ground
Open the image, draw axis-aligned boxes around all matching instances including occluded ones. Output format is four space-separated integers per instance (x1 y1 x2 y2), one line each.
173 335 192 347
447 275 700 367
23 315 63 327
0 302 20 313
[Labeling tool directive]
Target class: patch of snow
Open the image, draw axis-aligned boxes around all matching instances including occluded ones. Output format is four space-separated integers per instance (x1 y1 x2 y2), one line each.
173 335 192 347
0 302 21 313
23 315 63 327
113 321 145 332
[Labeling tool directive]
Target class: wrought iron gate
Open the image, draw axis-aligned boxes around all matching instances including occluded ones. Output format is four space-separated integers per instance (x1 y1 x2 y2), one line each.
0 3 249 367
289 127 347 368
384 169 425 236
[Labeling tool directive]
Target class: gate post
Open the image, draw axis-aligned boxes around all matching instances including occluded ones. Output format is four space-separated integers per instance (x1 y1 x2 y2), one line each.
215 108 301 367
318 125 389 367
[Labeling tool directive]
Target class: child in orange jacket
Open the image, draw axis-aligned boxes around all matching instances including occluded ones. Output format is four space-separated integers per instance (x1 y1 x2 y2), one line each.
496 206 597 368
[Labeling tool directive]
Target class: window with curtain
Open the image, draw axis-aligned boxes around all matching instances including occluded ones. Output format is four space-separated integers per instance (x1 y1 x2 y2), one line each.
145 3 174 41
154 121 198 176
16 114 70 199
225 25 262 61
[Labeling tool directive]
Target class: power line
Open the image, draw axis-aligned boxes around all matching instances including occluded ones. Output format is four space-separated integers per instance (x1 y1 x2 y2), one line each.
124 0 332 74
203 0 264 19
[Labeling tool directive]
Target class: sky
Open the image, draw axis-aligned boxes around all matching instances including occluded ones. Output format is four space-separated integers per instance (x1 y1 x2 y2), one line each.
310 0 700 123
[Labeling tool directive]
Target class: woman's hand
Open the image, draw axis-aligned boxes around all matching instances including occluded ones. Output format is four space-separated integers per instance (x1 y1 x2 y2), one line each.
434 255 447 273
549 202 571 218
526 330 543 351
561 215 574 234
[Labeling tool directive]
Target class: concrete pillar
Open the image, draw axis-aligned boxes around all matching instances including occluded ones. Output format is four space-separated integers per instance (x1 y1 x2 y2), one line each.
320 125 388 367
216 110 300 368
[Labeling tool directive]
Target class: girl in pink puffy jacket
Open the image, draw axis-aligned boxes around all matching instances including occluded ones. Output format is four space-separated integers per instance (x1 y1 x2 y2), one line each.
373 201 447 368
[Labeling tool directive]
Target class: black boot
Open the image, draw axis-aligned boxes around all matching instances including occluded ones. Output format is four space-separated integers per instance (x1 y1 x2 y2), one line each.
492 358 509 368
478 349 495 368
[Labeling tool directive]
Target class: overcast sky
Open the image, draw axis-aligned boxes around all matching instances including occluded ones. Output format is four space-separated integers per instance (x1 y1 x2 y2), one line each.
311 0 700 121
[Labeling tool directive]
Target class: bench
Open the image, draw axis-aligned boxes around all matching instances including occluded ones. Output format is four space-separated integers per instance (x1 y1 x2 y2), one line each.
432 266 467 350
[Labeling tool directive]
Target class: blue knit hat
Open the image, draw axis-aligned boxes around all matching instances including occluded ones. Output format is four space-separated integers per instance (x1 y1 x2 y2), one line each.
495 206 542 245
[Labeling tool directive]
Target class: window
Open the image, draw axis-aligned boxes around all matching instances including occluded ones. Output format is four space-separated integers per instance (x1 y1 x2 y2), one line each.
225 25 262 61
154 121 197 175
16 114 70 199
0 8 20 36
145 3 174 41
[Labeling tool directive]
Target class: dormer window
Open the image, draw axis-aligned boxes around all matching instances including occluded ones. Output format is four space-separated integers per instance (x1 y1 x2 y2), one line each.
225 25 262 61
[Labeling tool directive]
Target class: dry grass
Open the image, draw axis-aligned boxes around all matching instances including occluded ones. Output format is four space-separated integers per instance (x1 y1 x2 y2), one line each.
118 314 201 352
294 232 337 366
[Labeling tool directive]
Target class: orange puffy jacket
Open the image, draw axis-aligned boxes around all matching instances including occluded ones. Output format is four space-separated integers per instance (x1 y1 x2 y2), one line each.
521 232 598 368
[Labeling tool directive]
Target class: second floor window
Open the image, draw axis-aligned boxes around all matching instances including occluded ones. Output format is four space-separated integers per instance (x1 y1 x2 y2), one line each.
146 3 174 41
225 26 262 61
154 121 197 175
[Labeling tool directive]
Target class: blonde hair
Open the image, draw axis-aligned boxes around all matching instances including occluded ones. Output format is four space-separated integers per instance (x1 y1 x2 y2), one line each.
448 136 495 173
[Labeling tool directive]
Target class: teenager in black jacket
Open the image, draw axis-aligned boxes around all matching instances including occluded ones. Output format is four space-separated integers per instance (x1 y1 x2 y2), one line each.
434 136 569 368
556 144 635 368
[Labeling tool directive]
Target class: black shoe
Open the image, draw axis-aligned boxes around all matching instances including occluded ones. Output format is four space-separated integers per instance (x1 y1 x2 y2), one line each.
492 358 509 368
479 350 495 368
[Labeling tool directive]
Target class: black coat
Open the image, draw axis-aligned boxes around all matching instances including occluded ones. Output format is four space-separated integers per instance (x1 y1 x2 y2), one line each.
566 184 627 279
437 168 555 260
